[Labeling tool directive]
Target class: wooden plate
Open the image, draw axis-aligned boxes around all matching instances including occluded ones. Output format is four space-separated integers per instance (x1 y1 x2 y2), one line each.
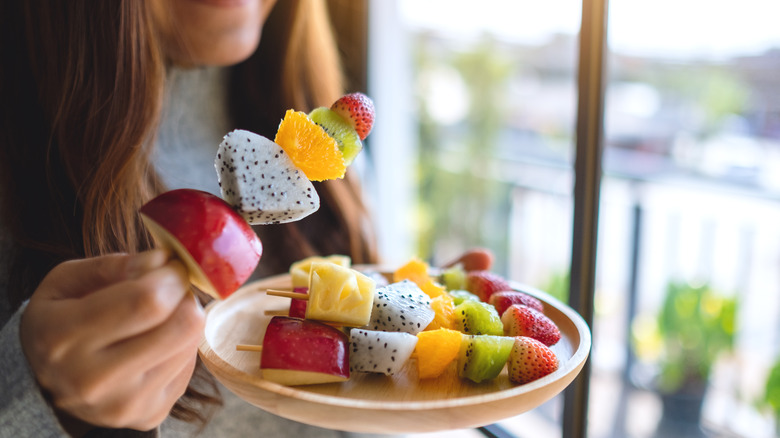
198 269 591 434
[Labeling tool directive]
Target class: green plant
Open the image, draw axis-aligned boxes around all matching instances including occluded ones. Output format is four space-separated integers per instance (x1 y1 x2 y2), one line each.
542 270 570 304
634 280 737 394
763 358 780 433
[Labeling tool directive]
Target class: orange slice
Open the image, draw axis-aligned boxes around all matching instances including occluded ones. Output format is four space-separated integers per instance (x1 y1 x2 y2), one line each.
274 110 346 181
414 328 462 379
393 257 431 287
420 279 447 299
426 293 456 330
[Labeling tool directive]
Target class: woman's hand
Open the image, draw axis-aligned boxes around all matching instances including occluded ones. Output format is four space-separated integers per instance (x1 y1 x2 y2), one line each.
19 250 204 433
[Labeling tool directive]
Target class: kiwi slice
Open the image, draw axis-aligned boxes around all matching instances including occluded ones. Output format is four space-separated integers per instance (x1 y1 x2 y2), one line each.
448 290 481 306
457 335 514 383
454 300 503 336
440 265 467 291
309 107 363 165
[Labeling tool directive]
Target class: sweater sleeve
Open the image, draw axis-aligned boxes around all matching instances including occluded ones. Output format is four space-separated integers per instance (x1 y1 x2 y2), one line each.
0 302 69 438
0 306 161 438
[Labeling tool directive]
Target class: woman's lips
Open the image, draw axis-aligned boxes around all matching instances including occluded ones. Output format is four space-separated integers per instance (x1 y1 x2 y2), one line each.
187 0 253 8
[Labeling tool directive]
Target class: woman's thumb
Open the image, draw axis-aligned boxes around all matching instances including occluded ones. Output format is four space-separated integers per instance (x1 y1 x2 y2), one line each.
39 250 170 300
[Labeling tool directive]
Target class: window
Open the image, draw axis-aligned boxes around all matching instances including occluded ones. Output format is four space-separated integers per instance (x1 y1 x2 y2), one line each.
362 1 780 436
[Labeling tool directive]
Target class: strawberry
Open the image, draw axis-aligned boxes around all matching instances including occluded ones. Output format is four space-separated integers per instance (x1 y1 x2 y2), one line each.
501 304 561 346
489 290 544 316
507 336 559 385
331 92 375 140
465 270 512 302
442 248 494 271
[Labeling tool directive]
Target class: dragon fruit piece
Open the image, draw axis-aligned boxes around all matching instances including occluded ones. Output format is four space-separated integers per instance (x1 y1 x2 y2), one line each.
215 129 320 225
363 280 435 335
349 329 418 376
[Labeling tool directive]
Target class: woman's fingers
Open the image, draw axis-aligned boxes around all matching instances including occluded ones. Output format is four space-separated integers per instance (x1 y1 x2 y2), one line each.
72 259 192 348
76 347 200 431
38 250 170 301
19 251 204 430
101 289 204 378
51 348 199 431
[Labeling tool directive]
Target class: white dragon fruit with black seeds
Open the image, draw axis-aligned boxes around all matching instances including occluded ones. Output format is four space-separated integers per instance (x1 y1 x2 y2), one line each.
363 280 434 335
349 329 417 376
215 129 320 225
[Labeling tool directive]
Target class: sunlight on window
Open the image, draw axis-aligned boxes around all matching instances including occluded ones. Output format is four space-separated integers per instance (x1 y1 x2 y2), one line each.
609 0 780 60
378 1 780 436
399 0 580 44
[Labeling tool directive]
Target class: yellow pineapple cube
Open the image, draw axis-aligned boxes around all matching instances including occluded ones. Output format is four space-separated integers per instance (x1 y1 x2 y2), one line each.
306 262 375 326
289 255 351 288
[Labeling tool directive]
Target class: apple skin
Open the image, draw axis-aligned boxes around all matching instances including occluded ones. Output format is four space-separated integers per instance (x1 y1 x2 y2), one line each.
261 316 349 385
289 287 308 318
139 188 262 300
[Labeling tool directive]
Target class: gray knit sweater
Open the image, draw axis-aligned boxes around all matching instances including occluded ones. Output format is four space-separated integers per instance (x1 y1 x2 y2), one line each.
0 67 380 438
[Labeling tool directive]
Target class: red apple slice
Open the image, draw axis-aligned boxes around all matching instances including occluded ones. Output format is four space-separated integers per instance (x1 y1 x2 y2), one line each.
260 316 349 385
139 188 262 300
289 287 308 318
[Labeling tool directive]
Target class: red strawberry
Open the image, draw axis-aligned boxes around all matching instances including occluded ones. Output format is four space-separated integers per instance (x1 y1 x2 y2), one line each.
507 336 559 385
489 290 544 316
501 304 561 346
331 92 375 140
442 248 494 271
465 270 512 302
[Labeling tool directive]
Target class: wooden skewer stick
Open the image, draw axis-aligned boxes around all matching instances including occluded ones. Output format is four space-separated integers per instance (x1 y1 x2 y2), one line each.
263 309 288 317
236 344 263 352
266 289 309 300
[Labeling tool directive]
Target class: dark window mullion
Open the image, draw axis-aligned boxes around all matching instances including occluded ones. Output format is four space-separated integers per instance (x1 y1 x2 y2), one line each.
563 0 610 437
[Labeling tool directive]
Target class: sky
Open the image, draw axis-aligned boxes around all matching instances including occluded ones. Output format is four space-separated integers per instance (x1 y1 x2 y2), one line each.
399 0 780 60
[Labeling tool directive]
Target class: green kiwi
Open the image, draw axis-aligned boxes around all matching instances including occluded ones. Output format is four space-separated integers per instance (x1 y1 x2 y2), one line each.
457 335 514 383
309 107 363 165
448 290 481 306
454 300 503 336
440 266 467 291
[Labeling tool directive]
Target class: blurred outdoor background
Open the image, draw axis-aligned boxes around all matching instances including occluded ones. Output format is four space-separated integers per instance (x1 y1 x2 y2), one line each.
359 0 780 437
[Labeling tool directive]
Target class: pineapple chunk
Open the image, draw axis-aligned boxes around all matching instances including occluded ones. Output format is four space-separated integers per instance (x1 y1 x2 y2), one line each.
307 262 375 326
290 255 351 288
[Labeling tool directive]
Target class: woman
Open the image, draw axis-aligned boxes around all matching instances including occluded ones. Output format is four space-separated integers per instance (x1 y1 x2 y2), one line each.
0 1 376 436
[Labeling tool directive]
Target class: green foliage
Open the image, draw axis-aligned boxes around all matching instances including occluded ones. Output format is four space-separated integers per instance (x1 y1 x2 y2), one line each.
542 270 570 304
620 64 748 136
413 34 514 266
764 359 780 424
655 280 737 393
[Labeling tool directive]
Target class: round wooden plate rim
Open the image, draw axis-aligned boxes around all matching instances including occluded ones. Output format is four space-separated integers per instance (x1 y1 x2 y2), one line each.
198 271 591 411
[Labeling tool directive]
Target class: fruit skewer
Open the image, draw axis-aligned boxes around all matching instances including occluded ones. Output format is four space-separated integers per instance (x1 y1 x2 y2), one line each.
265 261 376 327
138 93 375 302
236 316 350 386
236 344 264 352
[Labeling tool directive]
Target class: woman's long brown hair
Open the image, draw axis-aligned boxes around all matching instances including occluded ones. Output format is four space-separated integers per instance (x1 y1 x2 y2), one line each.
0 0 376 429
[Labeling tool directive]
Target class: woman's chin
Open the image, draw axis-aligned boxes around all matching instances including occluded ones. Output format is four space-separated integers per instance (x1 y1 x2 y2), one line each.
177 28 262 67
155 0 266 67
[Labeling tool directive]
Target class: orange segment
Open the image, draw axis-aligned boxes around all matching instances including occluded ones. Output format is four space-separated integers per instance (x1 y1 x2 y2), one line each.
420 279 447 299
414 328 462 379
274 110 346 181
393 257 431 287
426 293 455 330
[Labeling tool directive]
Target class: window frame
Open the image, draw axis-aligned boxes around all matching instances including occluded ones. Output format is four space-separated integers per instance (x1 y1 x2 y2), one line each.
341 1 610 436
